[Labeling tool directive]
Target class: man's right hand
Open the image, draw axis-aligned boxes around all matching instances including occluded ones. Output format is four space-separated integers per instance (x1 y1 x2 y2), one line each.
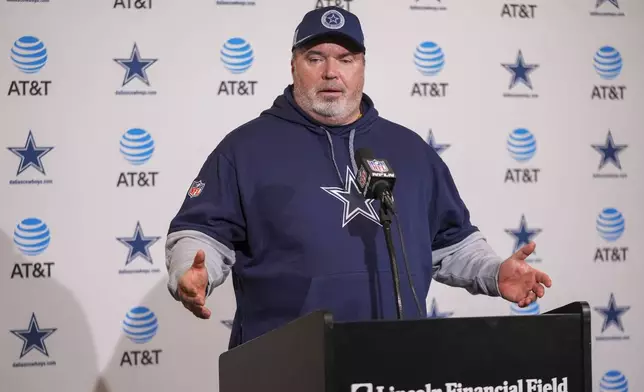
177 249 212 319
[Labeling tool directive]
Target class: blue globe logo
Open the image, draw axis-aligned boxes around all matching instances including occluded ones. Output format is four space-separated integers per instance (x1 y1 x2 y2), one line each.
122 306 158 344
10 35 48 74
596 208 625 242
414 41 444 76
220 37 254 74
119 128 154 165
510 302 540 315
594 46 622 80
600 370 628 392
507 128 536 162
13 218 51 256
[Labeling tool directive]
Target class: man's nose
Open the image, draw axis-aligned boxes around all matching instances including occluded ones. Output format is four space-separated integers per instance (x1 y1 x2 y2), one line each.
322 59 339 79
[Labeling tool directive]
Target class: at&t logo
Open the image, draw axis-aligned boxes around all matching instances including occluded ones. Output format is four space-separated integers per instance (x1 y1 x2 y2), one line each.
11 217 55 279
594 208 628 263
121 306 162 366
218 37 257 96
504 128 540 184
8 36 51 97
501 3 537 18
315 0 353 11
411 41 448 98
599 370 628 392
591 46 626 101
510 301 540 315
116 128 159 187
113 0 152 9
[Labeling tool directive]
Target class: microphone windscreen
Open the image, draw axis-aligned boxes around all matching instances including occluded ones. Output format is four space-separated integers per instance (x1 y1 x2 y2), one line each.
355 148 374 164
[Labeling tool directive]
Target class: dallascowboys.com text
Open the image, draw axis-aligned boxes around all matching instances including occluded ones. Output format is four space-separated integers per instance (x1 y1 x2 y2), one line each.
13 360 56 367
9 179 52 185
352 377 569 392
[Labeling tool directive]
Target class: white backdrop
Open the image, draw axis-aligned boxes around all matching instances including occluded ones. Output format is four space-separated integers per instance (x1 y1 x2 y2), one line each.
0 0 642 391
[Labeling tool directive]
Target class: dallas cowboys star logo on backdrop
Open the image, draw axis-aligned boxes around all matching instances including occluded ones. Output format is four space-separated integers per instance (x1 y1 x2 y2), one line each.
596 0 619 9
114 43 158 87
321 167 381 228
7 130 54 176
427 298 453 318
221 320 234 329
594 292 630 333
592 130 627 170
505 214 542 253
116 221 161 265
10 313 57 359
426 129 450 155
502 50 539 90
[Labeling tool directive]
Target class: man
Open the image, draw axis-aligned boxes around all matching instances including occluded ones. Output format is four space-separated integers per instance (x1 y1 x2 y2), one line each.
165 6 552 349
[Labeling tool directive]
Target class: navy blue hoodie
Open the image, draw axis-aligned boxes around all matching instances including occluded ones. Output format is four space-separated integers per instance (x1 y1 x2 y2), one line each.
166 86 495 349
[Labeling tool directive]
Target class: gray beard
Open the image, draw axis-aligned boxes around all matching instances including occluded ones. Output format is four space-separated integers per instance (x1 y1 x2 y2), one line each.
293 84 359 119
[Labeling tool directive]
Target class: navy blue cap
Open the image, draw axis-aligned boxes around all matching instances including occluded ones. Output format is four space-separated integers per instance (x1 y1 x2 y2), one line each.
292 6 365 53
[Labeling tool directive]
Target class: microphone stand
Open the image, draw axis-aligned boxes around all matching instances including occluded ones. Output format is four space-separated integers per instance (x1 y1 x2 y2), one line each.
378 190 403 320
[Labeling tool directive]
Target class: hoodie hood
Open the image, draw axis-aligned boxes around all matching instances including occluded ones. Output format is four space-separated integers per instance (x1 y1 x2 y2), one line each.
260 85 381 187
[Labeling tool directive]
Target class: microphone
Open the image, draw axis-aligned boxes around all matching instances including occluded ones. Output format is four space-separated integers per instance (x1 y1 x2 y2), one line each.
354 147 403 319
354 148 397 213
354 148 424 321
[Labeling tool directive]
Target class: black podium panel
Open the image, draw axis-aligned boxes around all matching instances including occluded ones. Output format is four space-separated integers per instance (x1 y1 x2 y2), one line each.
219 311 332 392
332 313 586 391
219 302 591 392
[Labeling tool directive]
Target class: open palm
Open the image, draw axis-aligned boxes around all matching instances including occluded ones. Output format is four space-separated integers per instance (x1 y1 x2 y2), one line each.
498 242 552 308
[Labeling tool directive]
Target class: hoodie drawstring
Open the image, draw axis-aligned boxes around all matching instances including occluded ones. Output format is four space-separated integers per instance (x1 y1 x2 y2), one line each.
323 128 357 187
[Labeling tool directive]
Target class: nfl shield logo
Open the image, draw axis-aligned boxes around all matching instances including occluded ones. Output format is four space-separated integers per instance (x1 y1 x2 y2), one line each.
367 159 389 173
357 167 368 189
188 180 205 198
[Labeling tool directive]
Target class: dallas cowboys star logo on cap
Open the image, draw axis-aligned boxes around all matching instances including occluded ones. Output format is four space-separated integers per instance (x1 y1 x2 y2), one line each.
322 167 381 228
116 221 161 265
7 130 54 176
114 43 158 87
321 9 345 29
10 313 57 359
502 50 539 90
592 130 627 170
505 214 541 253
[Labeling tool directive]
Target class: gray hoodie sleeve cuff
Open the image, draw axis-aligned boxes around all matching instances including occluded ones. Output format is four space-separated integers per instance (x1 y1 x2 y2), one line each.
432 231 503 296
165 229 236 301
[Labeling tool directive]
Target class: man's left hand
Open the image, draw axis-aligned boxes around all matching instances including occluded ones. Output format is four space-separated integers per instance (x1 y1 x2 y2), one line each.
498 242 552 307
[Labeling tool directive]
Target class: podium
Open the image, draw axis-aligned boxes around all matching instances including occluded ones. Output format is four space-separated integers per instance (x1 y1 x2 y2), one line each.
219 301 591 392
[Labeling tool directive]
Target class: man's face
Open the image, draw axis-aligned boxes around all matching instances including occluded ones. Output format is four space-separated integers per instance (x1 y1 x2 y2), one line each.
292 39 365 125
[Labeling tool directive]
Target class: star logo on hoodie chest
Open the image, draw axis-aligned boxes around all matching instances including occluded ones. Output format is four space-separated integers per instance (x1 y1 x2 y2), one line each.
321 166 382 228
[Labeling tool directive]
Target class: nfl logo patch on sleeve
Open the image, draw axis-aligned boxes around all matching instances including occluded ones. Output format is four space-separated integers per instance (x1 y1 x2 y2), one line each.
188 180 205 198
